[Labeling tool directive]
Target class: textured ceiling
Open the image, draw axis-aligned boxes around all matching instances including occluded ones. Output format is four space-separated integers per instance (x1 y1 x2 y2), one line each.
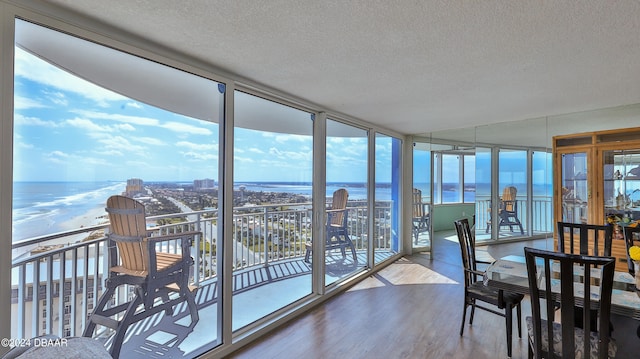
26 1 640 135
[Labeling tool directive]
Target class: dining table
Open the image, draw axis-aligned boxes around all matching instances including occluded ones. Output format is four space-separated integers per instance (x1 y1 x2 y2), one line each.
484 255 640 321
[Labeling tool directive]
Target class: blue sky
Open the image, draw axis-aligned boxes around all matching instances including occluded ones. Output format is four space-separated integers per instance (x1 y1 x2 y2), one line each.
13 46 388 183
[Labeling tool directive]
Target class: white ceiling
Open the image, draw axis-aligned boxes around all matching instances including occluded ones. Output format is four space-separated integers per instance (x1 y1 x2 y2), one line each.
27 0 640 136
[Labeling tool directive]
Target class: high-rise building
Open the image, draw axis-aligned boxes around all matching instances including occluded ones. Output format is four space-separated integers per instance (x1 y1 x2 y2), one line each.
125 178 144 197
194 178 215 190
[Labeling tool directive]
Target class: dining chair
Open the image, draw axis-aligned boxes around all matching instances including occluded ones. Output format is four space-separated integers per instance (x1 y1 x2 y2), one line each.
556 221 614 333
623 225 640 276
454 218 523 358
622 225 640 339
556 221 613 257
523 247 617 359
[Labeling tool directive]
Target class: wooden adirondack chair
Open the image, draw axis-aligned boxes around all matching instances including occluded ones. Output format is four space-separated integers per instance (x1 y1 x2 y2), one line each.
83 195 200 358
412 188 430 244
305 188 357 262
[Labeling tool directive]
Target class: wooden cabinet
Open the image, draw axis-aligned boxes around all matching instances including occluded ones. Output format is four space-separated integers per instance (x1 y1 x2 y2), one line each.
554 127 640 271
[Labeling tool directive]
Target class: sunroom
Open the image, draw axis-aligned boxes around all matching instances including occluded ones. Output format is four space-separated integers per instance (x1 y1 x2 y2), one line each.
2 1 640 359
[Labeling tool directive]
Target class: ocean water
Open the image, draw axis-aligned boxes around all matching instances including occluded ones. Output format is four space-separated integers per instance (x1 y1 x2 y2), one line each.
235 182 385 200
12 181 126 241
12 181 396 242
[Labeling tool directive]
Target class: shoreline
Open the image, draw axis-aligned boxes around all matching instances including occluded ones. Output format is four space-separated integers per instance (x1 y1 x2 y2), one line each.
13 206 109 259
60 205 109 232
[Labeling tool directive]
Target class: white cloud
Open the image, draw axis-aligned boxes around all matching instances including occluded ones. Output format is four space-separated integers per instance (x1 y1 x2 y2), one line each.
234 156 255 163
125 102 143 109
94 149 124 157
65 117 111 132
138 137 166 146
115 123 136 131
162 121 212 135
74 110 159 126
43 90 68 106
98 135 146 154
14 95 47 110
14 114 60 127
180 151 217 161
15 47 126 106
176 141 216 151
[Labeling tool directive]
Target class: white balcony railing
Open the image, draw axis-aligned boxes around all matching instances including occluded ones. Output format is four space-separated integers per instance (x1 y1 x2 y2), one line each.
10 201 395 340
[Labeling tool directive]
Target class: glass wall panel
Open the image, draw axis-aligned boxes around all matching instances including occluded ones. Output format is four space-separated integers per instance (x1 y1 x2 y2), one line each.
233 91 313 329
474 147 492 241
325 119 367 285
412 141 431 251
433 153 442 204
498 149 528 239
532 151 553 234
374 133 400 265
441 154 461 203
464 155 476 203
13 19 222 356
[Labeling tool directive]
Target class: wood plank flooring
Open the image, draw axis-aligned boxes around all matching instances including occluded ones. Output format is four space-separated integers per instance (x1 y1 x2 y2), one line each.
228 231 640 359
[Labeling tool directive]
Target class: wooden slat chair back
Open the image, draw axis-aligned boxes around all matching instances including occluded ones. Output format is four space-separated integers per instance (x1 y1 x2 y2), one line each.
84 195 200 358
328 188 348 227
454 218 523 358
413 188 426 218
486 186 524 234
557 222 613 257
524 247 617 359
501 186 517 212
106 195 149 273
499 186 524 234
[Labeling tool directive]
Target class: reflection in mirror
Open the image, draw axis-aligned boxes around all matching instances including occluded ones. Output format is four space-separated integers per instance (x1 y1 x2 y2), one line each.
413 139 432 252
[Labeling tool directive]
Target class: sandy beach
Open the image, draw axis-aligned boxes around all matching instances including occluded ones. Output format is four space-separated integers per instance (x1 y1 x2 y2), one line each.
13 205 110 259
60 205 109 232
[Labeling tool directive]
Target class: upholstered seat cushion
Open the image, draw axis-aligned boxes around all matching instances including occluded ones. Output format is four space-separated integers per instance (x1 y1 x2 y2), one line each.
467 281 524 307
526 316 617 359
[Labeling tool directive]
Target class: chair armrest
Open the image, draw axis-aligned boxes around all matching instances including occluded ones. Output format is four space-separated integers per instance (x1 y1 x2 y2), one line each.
146 231 201 243
145 231 201 276
327 208 347 213
463 268 485 277
147 231 201 258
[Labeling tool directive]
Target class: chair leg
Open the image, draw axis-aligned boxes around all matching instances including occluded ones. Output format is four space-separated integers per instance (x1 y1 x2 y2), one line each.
184 286 199 326
460 300 468 336
109 294 143 359
505 303 514 358
469 299 476 325
349 242 357 263
304 242 311 263
83 283 117 338
516 302 522 338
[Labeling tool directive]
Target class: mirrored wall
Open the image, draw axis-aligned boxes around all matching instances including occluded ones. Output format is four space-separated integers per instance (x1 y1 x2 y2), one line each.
414 103 640 247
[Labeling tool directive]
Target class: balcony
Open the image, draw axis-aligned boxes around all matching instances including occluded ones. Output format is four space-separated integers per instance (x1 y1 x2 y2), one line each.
10 201 396 357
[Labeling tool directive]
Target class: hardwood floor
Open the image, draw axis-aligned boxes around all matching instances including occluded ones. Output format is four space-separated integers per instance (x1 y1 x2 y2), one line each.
228 231 639 359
